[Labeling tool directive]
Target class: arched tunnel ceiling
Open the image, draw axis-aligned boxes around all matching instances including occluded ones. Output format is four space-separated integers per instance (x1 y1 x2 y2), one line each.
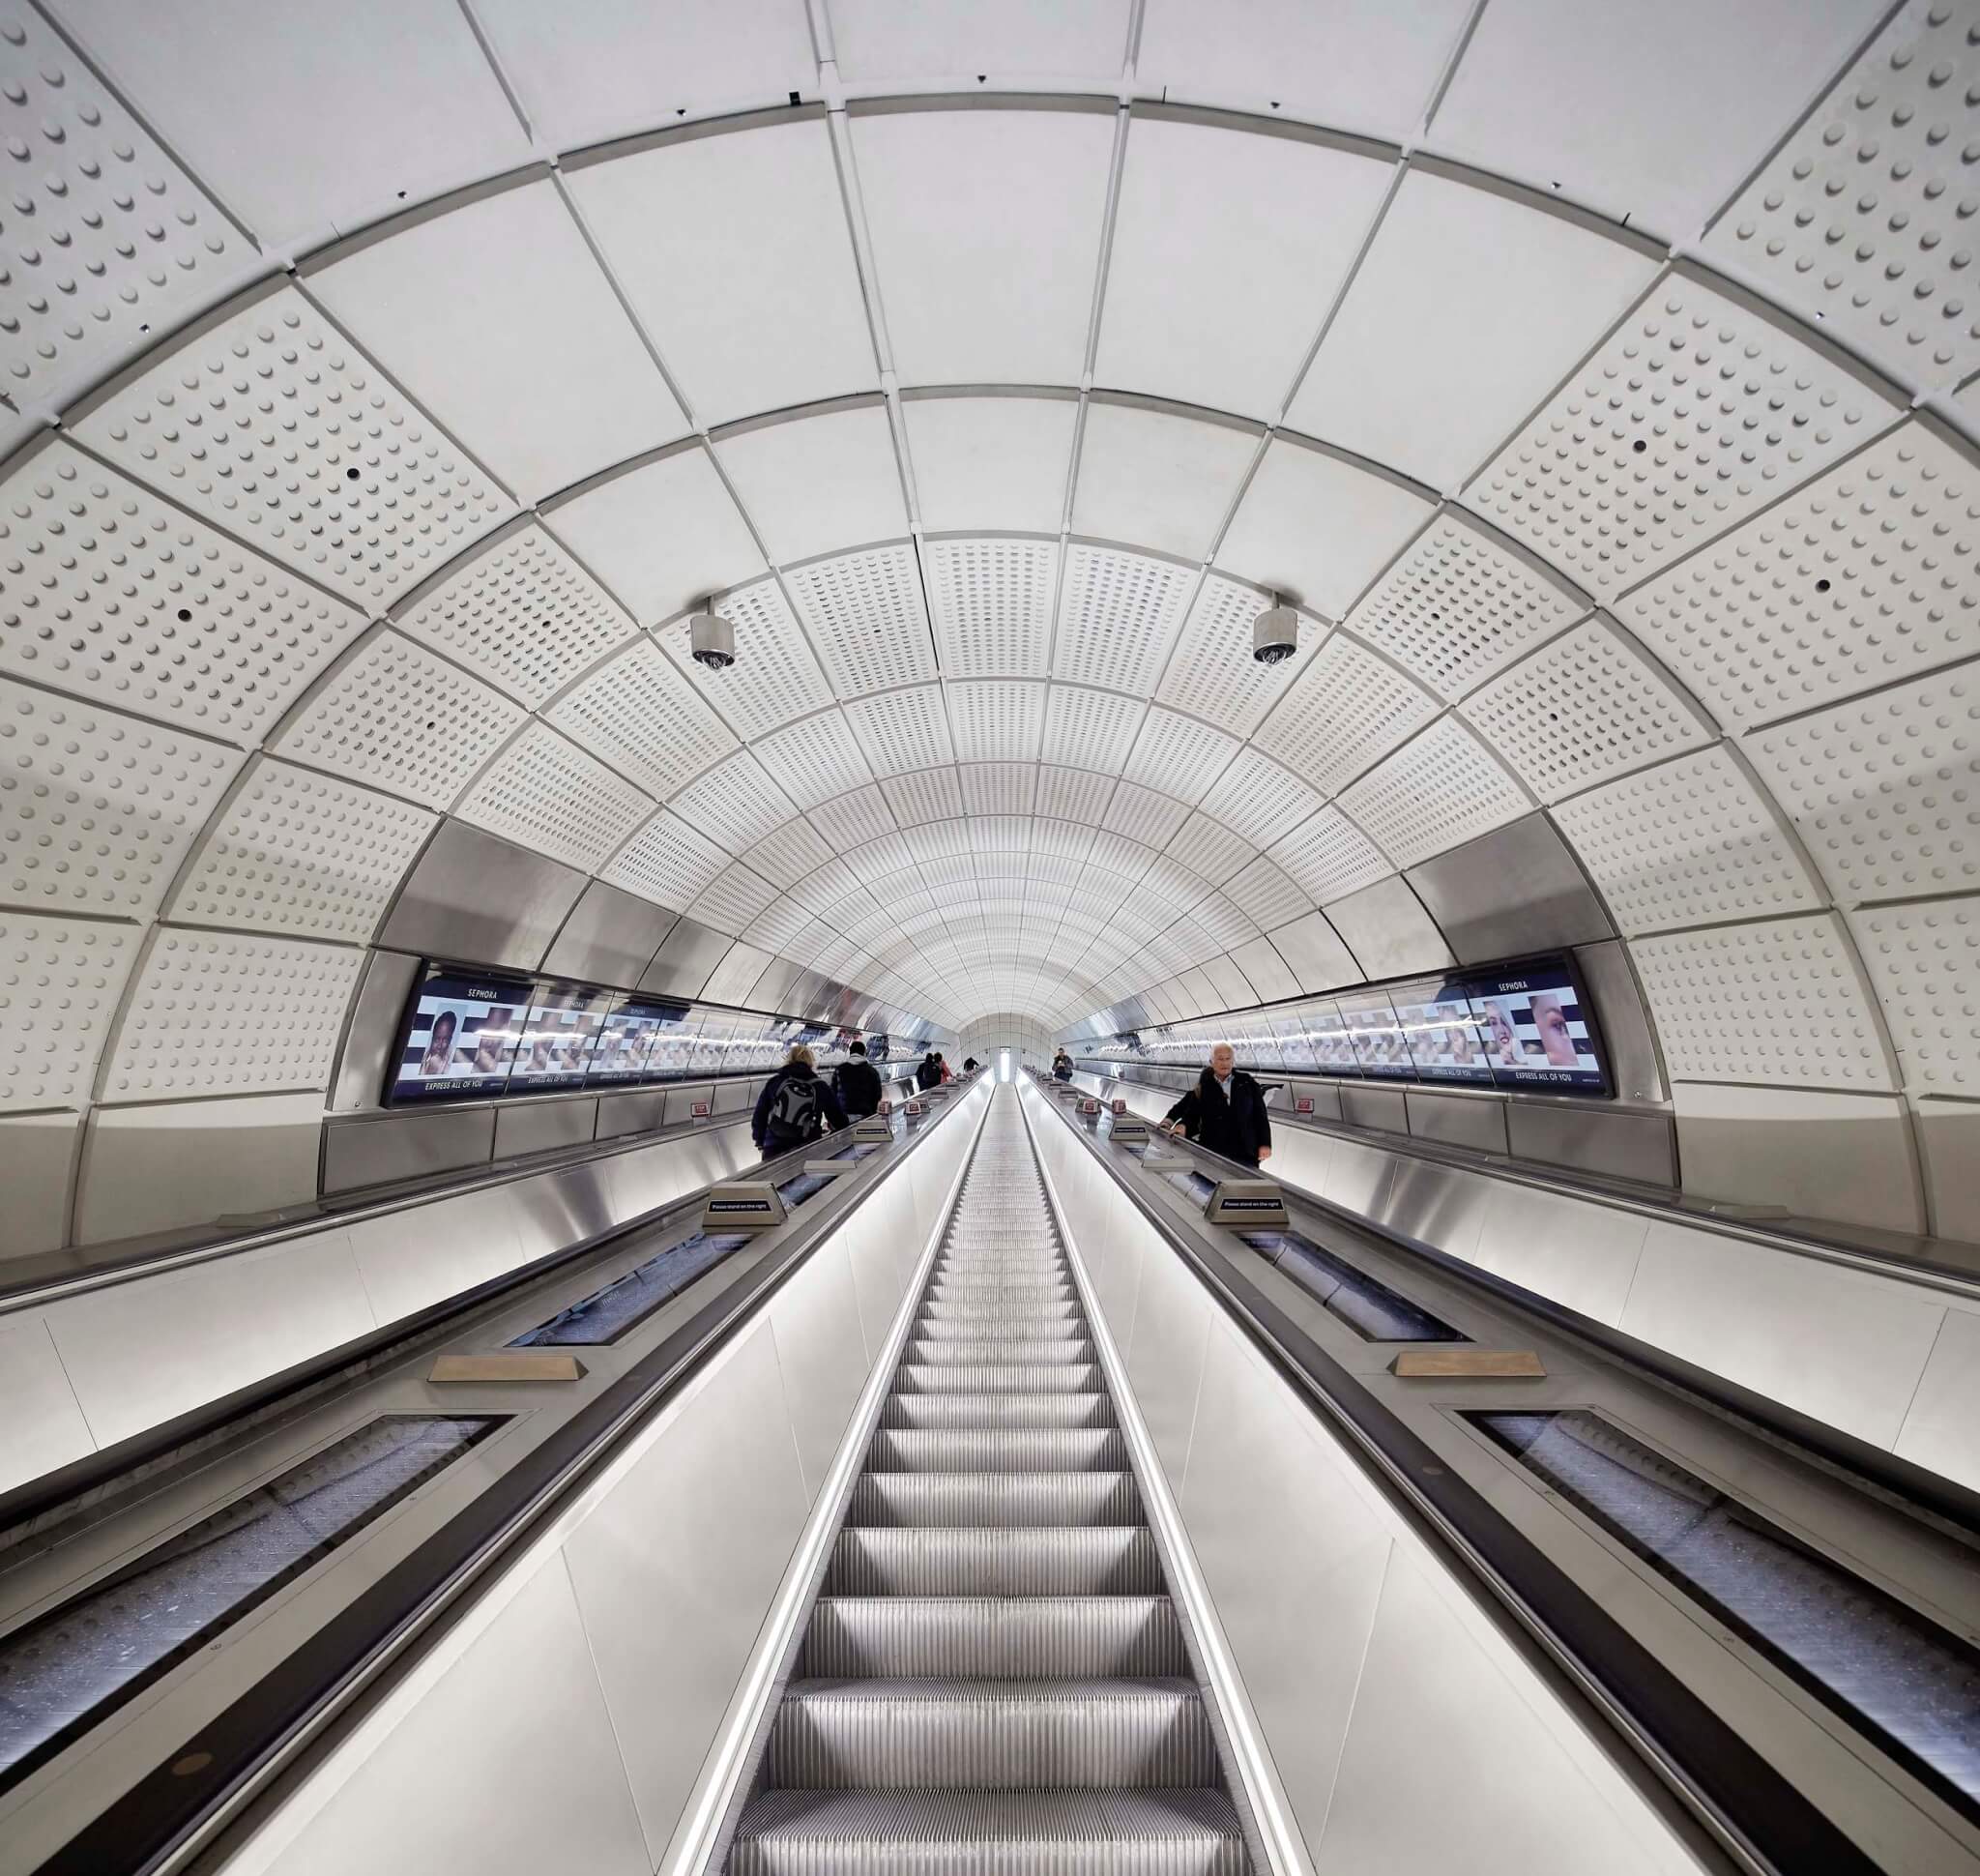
2 0 1977 1116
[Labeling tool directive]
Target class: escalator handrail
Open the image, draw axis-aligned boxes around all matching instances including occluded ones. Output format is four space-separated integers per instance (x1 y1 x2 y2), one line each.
22 1083 989 1876
1025 1077 1880 1876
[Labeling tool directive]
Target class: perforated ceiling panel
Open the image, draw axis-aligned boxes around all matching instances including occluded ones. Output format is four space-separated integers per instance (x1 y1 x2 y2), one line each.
882 766 965 828
1156 574 1318 735
1614 423 1980 732
1036 765 1118 826
454 722 653 874
671 749 799 854
1267 805 1392 905
754 708 874 811
1253 633 1438 795
808 783 896 852
842 685 955 779
0 441 368 745
1553 745 1823 937
923 535 1058 680
73 285 512 606
1704 2 1980 394
1337 716 1529 869
959 763 1037 816
686 862 779 936
0 5 256 410
1224 854 1309 932
0 909 138 1111
1469 273 1902 598
945 679 1045 762
102 927 364 1100
1464 617 1710 803
1850 895 1980 1097
545 638 737 799
1197 747 1322 851
1631 914 1895 1092
743 816 836 891
657 577 832 738
167 756 434 945
1348 513 1587 703
0 679 241 920
1744 660 1980 906
1166 812 1253 885
603 810 728 909
786 542 937 696
395 522 635 708
1102 780 1189 848
1121 707 1238 806
273 631 524 809
1053 544 1199 694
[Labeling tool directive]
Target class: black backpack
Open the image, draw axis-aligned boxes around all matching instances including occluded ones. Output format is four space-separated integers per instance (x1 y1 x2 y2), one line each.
766 1072 821 1144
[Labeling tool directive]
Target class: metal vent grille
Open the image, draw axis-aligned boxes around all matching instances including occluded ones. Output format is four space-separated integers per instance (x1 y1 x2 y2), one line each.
787 544 938 697
167 757 434 944
926 537 1058 677
1616 424 1980 732
455 723 654 874
1554 746 1821 936
0 680 241 921
73 285 512 606
0 442 368 745
1631 914 1895 1091
396 523 635 708
273 632 524 809
1348 513 1584 702
102 927 364 1100
1338 717 1529 869
1469 274 1900 598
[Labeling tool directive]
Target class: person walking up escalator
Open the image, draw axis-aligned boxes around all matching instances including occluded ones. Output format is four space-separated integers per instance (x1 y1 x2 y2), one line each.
916 1049 943 1092
832 1040 883 1121
753 1042 848 1161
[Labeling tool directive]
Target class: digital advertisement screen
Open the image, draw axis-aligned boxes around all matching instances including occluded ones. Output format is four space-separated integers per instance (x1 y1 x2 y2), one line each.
587 998 691 1085
389 969 530 1103
509 985 610 1094
1467 961 1609 1093
1306 1006 1359 1077
1340 992 1412 1079
1269 1013 1317 1072
1393 980 1497 1087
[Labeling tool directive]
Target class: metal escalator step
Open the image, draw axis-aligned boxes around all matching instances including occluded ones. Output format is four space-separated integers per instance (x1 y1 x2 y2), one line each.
730 1787 1246 1875
826 1527 1163 1595
867 1428 1129 1473
879 1392 1114 1430
904 1338 1093 1366
928 1275 1073 1294
920 1299 1083 1322
766 1677 1215 1788
892 1363 1103 1394
804 1596 1186 1677
844 1471 1143 1528
915 1314 1089 1340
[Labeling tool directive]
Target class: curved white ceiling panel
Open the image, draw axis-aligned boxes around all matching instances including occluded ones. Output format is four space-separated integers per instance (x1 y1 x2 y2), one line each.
713 400 906 564
902 393 1078 534
1071 398 1260 561
826 0 1132 87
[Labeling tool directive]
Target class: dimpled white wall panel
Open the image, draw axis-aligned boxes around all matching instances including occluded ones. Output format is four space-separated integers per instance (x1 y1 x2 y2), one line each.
1552 745 1823 936
1743 661 1980 906
167 756 434 943
1337 716 1529 869
1850 894 1980 1098
1463 617 1710 803
925 536 1057 678
1054 544 1197 692
1469 273 1902 598
272 630 524 808
73 285 511 606
1254 632 1438 794
396 523 636 708
0 441 368 744
0 679 240 919
0 5 257 409
545 638 737 799
1631 914 1895 1092
1267 806 1392 904
454 723 654 874
0 909 138 1111
102 927 364 1100
1346 513 1587 703
785 543 937 696
1615 423 1980 731
1704 0 1980 393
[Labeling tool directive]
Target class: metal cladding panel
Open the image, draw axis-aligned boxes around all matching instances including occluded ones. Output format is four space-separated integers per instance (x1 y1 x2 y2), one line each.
636 915 734 1000
379 819 588 974
0 1110 82 1262
542 880 678 989
1322 874 1453 980
330 948 422 1114
1265 910 1362 994
1404 812 1611 965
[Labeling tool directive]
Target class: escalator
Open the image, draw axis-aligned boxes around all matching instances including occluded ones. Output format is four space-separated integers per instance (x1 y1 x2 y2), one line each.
730 1093 1250 1873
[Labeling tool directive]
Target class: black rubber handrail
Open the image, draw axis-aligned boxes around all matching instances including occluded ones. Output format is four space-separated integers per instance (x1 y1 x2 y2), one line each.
1024 1079 1883 1876
19 1087 986 1876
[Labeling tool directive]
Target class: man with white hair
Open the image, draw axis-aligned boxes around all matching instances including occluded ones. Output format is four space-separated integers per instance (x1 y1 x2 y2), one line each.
1162 1041 1272 1166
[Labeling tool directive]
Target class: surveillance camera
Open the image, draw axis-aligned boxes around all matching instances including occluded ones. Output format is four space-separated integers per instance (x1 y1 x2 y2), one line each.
1252 602 1298 666
689 606 735 671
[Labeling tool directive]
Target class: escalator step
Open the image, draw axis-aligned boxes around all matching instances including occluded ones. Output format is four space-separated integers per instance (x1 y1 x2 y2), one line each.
902 1337 1094 1366
892 1363 1104 1394
826 1527 1163 1596
878 1392 1115 1430
866 1428 1129 1474
804 1596 1186 1677
844 1471 1143 1529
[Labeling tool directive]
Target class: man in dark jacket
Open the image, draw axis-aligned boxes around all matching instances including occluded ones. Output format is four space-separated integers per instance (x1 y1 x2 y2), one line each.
832 1041 883 1120
1163 1042 1272 1166
1051 1050 1074 1082
915 1050 942 1091
753 1043 848 1159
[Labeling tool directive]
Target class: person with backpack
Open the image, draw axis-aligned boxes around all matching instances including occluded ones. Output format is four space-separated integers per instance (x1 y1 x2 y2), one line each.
916 1050 942 1092
753 1042 848 1160
832 1040 883 1120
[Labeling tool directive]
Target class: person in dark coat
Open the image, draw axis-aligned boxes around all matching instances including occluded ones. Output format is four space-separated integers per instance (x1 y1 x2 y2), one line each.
1051 1050 1074 1082
915 1050 943 1092
1163 1042 1273 1166
832 1040 883 1120
753 1043 848 1159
